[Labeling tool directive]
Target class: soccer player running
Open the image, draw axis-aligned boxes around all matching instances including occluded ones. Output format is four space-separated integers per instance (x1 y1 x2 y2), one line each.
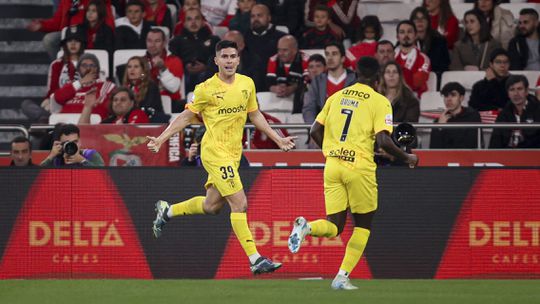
287 57 418 289
147 40 296 274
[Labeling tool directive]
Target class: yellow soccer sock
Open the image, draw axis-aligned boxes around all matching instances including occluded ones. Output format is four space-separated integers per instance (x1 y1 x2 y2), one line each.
339 227 370 274
309 219 338 237
230 212 258 256
170 196 205 217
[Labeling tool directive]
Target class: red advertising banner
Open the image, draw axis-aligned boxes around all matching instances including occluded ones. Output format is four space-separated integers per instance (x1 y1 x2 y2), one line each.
436 169 540 278
214 170 372 279
78 125 182 166
243 150 540 167
0 170 152 279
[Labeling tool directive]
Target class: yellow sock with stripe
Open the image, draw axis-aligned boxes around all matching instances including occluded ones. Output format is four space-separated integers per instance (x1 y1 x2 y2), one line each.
170 196 205 217
230 212 258 258
339 227 370 275
309 219 338 237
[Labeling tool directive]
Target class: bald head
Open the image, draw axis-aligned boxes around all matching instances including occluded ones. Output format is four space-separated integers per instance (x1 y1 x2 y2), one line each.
250 4 271 32
223 30 245 51
277 35 298 63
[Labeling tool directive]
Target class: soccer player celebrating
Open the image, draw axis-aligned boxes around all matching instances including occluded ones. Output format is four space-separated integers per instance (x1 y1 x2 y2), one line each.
147 40 296 275
288 57 418 289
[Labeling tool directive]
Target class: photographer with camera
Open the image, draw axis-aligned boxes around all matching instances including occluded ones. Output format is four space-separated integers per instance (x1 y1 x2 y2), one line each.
40 123 104 167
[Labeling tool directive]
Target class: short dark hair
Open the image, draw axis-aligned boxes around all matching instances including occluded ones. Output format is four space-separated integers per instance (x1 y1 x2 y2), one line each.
126 0 145 11
520 8 539 19
308 54 326 66
216 40 238 53
59 124 80 138
397 20 417 34
11 136 31 150
441 82 465 96
489 48 510 63
324 41 345 57
505 74 529 91
356 56 380 85
148 27 167 41
377 40 394 51
313 4 331 17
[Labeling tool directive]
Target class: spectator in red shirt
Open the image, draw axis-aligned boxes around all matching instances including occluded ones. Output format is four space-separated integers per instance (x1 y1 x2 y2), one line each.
172 0 212 36
267 35 309 113
144 0 173 32
346 15 382 69
536 75 540 100
423 0 459 49
300 5 340 49
77 0 114 55
44 26 85 110
144 28 184 108
79 86 149 124
26 0 115 59
394 20 432 97
54 53 116 119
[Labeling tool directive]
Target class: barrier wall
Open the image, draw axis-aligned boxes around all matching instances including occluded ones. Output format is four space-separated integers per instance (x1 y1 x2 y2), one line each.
0 168 539 279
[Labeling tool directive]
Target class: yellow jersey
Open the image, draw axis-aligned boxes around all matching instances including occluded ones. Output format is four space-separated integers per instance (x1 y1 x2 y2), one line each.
315 82 393 173
187 73 258 163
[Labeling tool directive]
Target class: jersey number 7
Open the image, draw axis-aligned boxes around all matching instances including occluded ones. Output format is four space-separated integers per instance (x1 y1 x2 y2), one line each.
340 109 353 142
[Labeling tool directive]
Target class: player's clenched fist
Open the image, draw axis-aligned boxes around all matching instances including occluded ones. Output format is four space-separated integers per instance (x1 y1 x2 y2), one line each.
147 136 162 153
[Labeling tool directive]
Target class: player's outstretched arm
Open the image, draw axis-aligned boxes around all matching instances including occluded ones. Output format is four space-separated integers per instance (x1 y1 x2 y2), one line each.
248 110 296 152
376 131 419 168
310 121 324 148
147 109 196 153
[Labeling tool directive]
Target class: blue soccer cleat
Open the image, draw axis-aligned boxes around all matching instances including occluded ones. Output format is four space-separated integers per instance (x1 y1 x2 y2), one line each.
152 200 170 238
288 216 309 254
250 256 282 275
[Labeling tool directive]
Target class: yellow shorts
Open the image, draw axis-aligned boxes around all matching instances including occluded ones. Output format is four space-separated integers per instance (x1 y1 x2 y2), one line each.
203 160 243 197
323 157 378 215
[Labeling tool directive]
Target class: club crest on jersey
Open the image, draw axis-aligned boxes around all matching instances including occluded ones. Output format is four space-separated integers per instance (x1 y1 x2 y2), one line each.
242 90 248 100
385 114 393 125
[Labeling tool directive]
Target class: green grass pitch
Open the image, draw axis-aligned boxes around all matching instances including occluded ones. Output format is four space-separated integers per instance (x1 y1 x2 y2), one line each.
1 279 539 304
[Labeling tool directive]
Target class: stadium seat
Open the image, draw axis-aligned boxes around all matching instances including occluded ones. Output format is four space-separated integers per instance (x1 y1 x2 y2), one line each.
113 49 146 78
440 71 485 91
276 25 289 34
420 91 444 112
301 49 325 59
500 3 540 19
377 3 415 23
510 70 540 92
167 4 177 25
49 113 102 125
256 92 294 113
161 95 172 114
427 72 437 92
381 23 398 45
212 26 229 39
48 93 62 113
452 3 474 20
57 49 110 80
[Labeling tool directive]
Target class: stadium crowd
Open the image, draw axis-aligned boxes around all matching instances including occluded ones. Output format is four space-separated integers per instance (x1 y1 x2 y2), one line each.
13 0 540 157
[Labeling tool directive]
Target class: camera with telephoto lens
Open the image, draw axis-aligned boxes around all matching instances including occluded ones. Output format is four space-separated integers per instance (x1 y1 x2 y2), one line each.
61 141 79 156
